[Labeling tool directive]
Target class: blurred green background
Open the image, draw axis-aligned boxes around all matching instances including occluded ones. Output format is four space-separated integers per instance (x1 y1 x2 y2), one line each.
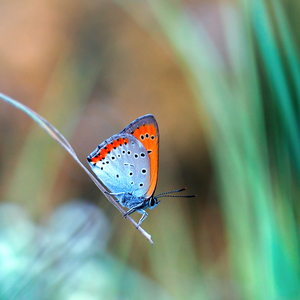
0 0 300 299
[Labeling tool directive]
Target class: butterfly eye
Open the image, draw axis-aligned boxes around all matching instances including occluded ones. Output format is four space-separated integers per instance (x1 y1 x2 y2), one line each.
150 198 156 207
149 198 159 209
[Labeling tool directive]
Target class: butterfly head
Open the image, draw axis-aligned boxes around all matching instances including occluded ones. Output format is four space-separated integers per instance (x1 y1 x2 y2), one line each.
148 196 160 210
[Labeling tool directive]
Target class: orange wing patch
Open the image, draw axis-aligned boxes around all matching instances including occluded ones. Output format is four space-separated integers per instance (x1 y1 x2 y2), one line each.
90 137 129 163
120 114 159 198
132 123 159 198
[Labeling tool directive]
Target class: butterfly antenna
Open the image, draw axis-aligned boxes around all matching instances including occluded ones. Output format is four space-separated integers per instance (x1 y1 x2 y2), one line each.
156 187 196 199
156 194 196 198
155 187 186 197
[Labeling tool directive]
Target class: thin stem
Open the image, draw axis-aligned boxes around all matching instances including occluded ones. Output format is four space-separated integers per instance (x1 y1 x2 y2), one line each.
0 92 153 245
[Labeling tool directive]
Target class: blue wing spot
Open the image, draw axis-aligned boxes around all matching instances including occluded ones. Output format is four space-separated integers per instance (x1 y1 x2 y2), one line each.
101 167 103 170
117 154 121 158
139 183 144 187
116 174 119 178
106 161 109 164
129 172 133 176
141 168 147 174
131 182 134 185
127 151 131 155
141 153 145 157
112 156 115 160
122 150 126 154
134 154 139 158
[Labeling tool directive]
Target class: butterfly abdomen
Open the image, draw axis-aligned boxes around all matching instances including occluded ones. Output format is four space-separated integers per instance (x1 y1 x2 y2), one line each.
121 193 147 209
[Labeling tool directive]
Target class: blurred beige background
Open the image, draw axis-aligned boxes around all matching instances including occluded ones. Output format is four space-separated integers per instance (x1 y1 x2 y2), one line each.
0 1 235 299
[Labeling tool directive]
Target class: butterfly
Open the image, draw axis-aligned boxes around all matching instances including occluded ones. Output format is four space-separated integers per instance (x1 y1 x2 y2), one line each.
87 114 195 226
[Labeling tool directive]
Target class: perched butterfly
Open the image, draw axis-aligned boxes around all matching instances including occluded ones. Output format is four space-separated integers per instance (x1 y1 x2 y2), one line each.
87 114 195 226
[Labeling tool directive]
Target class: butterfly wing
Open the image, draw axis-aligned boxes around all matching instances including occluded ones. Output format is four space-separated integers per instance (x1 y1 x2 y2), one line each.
87 133 151 198
120 114 159 198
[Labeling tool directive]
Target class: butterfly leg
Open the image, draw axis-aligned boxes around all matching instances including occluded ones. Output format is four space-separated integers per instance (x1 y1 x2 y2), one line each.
137 209 148 227
123 204 147 228
123 202 144 217
124 208 148 228
105 191 125 202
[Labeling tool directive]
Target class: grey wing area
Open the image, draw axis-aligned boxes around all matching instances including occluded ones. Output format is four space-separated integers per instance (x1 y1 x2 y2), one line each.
88 133 150 198
120 114 158 136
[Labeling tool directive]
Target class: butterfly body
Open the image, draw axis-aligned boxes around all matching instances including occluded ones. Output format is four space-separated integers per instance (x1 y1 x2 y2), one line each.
87 115 160 225
87 114 195 226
